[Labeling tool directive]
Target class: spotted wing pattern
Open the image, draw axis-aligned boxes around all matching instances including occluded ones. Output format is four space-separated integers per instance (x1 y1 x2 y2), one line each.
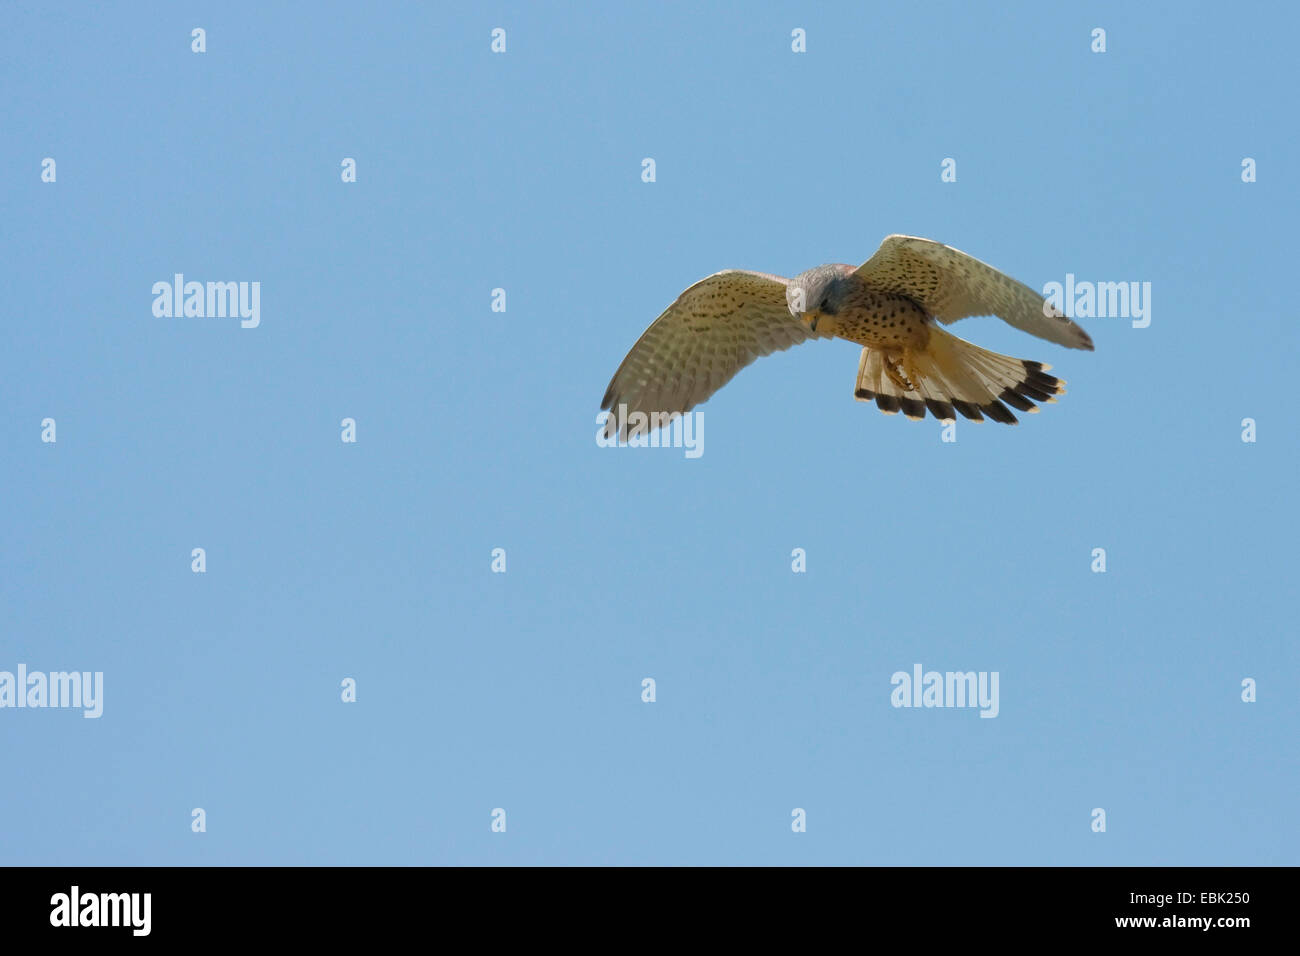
853 235 1094 350
600 270 828 438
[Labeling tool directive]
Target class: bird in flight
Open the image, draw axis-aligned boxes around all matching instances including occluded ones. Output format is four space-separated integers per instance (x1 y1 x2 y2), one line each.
600 235 1093 437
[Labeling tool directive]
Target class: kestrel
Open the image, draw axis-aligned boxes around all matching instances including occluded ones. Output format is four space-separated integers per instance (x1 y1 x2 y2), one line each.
600 235 1094 436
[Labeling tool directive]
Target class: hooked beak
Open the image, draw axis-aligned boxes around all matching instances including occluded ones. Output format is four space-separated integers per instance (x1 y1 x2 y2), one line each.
806 311 821 333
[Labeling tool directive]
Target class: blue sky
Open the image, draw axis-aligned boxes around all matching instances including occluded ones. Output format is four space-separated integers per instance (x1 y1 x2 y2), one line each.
2 1 1296 865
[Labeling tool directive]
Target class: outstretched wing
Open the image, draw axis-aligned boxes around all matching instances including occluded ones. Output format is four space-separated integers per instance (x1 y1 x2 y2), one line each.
600 270 826 438
853 235 1094 350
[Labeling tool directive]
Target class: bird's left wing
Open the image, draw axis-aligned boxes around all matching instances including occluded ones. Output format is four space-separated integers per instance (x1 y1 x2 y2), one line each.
854 235 1094 350
600 270 826 438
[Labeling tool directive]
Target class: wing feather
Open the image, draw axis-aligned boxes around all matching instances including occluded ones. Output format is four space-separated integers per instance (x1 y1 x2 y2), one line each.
600 270 826 437
853 235 1094 350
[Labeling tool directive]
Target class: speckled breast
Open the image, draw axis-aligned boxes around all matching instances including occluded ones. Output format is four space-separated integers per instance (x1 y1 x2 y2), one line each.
830 286 932 350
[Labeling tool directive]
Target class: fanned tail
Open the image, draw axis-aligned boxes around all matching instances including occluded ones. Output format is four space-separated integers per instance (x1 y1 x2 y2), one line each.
853 327 1067 425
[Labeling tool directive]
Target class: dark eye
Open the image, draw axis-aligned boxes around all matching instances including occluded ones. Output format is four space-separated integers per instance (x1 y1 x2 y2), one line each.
818 296 835 315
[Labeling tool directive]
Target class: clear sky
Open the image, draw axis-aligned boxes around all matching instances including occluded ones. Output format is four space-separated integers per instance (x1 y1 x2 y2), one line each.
3 1 1296 865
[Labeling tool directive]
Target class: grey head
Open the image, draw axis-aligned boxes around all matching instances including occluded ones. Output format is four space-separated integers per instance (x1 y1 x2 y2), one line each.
786 264 855 330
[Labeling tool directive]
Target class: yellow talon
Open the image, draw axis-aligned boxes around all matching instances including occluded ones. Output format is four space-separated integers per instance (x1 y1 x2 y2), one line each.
902 348 923 394
883 351 920 392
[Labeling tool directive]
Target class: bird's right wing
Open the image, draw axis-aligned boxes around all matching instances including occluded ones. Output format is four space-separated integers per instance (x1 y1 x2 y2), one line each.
854 235 1094 350
600 270 827 438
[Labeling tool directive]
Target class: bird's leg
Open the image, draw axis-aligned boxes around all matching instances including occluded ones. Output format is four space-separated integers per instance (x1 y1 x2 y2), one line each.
902 347 923 394
883 352 918 392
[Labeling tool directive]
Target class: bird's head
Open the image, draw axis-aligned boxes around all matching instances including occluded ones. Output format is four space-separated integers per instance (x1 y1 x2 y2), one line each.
787 265 851 332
